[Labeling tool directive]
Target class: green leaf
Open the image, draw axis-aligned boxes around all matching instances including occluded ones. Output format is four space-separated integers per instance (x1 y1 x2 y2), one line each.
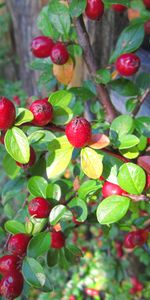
46 183 61 201
109 79 139 97
95 69 111 84
136 72 150 90
48 90 73 107
47 248 58 267
69 0 86 17
118 134 140 149
28 176 48 198
110 23 144 62
4 127 30 164
46 136 73 179
53 107 73 125
22 257 46 288
27 232 51 258
120 147 139 159
135 116 150 137
69 87 96 100
4 220 26 234
58 248 70 270
118 163 146 194
65 244 82 264
101 150 124 184
103 0 130 6
68 197 88 222
68 44 83 57
110 115 134 138
15 108 33 126
37 6 59 38
28 130 55 145
81 148 103 179
3 153 19 179
78 180 102 200
97 196 130 225
48 1 71 37
126 98 138 113
49 205 68 225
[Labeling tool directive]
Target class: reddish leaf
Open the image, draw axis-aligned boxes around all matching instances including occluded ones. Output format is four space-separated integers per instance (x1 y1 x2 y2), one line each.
137 156 150 174
89 134 110 149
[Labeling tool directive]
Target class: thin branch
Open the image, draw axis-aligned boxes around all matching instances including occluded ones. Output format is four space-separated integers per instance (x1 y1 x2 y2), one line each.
132 88 150 116
122 193 150 202
74 15 117 123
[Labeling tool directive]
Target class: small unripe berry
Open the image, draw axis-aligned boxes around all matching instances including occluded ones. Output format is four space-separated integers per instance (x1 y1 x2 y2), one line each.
51 231 65 249
51 42 69 65
8 233 31 257
144 20 150 35
0 255 21 276
102 181 125 198
143 0 150 9
30 99 53 126
85 0 104 20
112 4 127 12
28 197 52 218
124 229 148 249
0 97 16 130
116 53 140 76
0 271 24 299
16 146 36 169
31 36 54 58
65 116 92 148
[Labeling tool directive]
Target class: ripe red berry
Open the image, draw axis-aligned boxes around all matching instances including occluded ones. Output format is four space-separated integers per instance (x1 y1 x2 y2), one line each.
0 97 16 130
99 176 104 181
69 295 76 300
16 146 36 169
112 4 127 12
50 42 69 65
116 53 140 76
85 288 99 296
124 229 148 249
51 231 65 249
131 277 144 292
65 116 92 148
147 137 150 145
85 0 104 20
31 36 54 58
30 99 53 126
143 0 150 9
0 271 23 299
28 197 52 218
0 255 21 276
8 233 31 257
144 20 150 35
102 181 125 198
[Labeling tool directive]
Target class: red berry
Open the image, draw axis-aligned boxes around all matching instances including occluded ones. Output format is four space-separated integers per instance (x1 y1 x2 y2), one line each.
30 99 53 126
124 229 148 249
72 216 83 225
8 233 31 257
112 4 127 12
0 271 23 299
85 288 99 296
147 137 150 145
69 296 76 300
145 174 150 190
16 146 36 169
51 42 69 65
85 0 104 20
13 96 21 106
0 97 16 130
102 181 125 198
116 53 140 76
0 131 6 145
130 287 137 294
99 176 104 181
65 116 92 148
28 197 52 218
143 0 150 9
131 277 144 293
0 255 21 276
51 231 65 249
31 36 54 58
144 20 150 35
115 241 124 258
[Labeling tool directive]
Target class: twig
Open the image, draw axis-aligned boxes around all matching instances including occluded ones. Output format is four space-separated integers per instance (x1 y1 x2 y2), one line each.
132 88 150 116
122 193 150 202
74 15 117 123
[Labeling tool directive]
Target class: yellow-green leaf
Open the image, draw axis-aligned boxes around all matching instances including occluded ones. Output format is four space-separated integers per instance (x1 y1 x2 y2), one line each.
81 147 103 179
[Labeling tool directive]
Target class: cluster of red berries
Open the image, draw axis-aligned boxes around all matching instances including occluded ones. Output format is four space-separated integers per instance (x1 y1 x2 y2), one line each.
31 36 69 65
130 276 144 294
124 229 148 249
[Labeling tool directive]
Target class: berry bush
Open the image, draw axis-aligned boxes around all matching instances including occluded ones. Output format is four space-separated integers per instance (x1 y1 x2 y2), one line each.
0 0 150 299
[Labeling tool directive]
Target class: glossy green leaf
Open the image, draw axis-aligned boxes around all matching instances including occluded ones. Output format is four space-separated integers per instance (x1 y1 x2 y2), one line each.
15 108 33 126
53 106 73 125
37 6 59 38
48 1 71 36
120 147 139 159
46 183 61 201
68 197 88 222
28 176 48 198
49 205 68 225
3 153 19 179
48 90 73 107
22 257 46 288
81 148 103 179
4 127 30 164
4 220 26 234
69 0 86 17
95 69 111 84
110 115 134 138
97 196 130 225
109 78 139 97
118 163 146 194
47 248 58 267
27 232 51 258
78 180 102 200
118 134 140 149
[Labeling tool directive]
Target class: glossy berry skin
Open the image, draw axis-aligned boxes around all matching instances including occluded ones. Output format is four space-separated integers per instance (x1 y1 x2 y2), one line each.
28 197 52 218
0 271 23 299
30 99 53 126
50 42 69 65
0 97 16 130
8 233 31 257
124 229 148 249
16 146 36 169
65 116 92 148
112 4 127 12
116 53 140 76
51 231 65 249
143 0 150 9
102 181 125 198
31 36 54 58
85 0 104 20
145 20 150 35
84 288 99 296
0 255 21 276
